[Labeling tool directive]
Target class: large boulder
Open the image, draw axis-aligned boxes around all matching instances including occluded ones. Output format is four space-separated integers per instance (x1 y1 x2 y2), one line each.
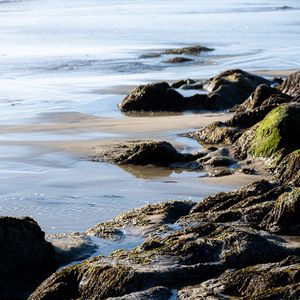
234 103 300 164
0 217 56 300
280 70 300 97
119 82 186 112
90 140 198 166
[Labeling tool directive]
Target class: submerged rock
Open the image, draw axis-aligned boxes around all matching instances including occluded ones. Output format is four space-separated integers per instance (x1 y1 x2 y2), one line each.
164 45 214 55
0 217 56 300
165 57 194 64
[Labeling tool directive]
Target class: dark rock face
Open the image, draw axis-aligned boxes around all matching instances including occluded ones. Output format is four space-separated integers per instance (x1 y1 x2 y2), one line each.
0 217 56 300
90 140 195 166
205 69 271 110
262 188 300 235
119 69 270 112
179 256 300 299
274 150 300 186
280 71 300 97
170 79 195 89
119 82 185 112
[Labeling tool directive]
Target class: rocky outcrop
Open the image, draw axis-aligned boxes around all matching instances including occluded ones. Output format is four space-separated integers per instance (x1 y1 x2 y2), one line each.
165 57 194 64
0 217 56 300
164 45 214 55
280 70 300 97
178 256 300 299
119 69 270 112
87 200 196 239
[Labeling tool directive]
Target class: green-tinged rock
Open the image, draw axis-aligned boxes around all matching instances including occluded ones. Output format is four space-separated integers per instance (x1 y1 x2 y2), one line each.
234 103 300 164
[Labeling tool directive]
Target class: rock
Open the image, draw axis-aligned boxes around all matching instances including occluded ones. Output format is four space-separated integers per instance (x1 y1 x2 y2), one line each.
164 45 214 55
274 150 300 186
233 84 286 113
205 69 271 110
240 167 257 175
90 140 198 167
48 233 98 265
178 256 300 299
29 223 298 300
171 79 195 89
0 217 56 300
87 200 196 238
208 168 234 177
203 156 236 167
188 121 242 145
107 286 172 300
262 188 300 235
165 57 194 64
181 82 204 90
119 82 185 112
234 103 300 165
280 71 300 97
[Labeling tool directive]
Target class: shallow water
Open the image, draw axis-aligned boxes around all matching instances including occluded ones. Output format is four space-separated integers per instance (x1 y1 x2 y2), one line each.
0 0 299 233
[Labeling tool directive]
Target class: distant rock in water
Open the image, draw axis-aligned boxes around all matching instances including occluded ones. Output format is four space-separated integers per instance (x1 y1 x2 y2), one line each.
164 45 214 55
164 57 194 64
119 69 270 112
0 217 57 300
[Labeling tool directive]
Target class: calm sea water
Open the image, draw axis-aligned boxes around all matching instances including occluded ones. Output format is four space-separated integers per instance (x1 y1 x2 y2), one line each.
0 0 299 233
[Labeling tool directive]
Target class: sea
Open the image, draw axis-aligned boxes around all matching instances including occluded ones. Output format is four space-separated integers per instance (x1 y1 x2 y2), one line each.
0 0 299 233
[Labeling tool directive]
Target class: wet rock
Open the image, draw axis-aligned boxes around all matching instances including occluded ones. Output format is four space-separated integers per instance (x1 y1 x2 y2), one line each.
178 256 300 300
165 57 194 64
48 233 98 265
107 286 172 300
119 82 185 112
29 223 299 300
164 45 214 55
87 200 196 238
205 69 271 109
280 70 300 97
234 103 300 165
208 168 234 177
203 156 236 167
274 149 300 186
240 167 257 175
0 217 56 300
262 188 300 235
90 140 198 167
180 82 204 90
171 79 195 89
188 121 242 145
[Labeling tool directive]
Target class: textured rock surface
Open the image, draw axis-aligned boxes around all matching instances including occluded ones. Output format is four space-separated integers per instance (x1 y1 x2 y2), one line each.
0 217 56 300
280 70 300 97
178 256 300 300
